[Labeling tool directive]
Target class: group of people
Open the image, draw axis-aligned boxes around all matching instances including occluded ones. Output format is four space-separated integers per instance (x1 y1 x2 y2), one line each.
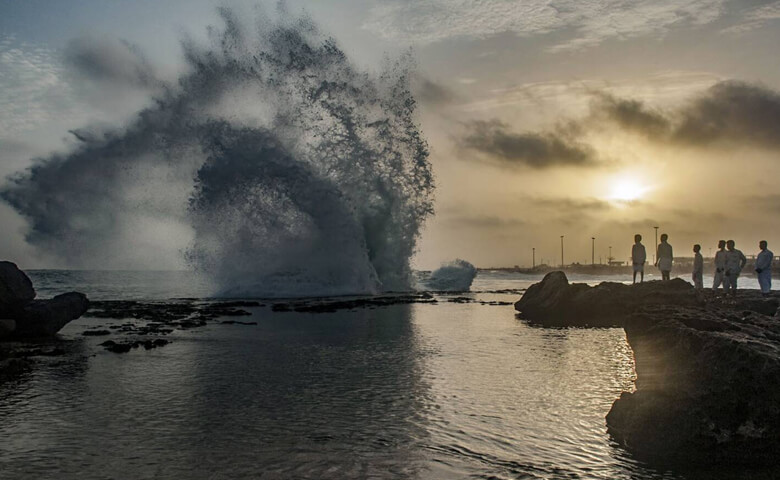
630 234 774 296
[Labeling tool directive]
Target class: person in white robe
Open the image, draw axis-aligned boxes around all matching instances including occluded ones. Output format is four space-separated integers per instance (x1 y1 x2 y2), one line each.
712 240 727 292
724 239 747 296
755 240 773 296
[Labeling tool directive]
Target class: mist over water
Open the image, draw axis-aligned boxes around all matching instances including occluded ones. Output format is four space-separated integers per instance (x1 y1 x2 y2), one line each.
1 7 434 297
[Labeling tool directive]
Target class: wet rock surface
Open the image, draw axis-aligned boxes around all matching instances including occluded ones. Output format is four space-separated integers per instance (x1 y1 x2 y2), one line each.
0 261 35 312
87 300 255 325
607 305 780 466
99 339 170 354
517 271 780 465
514 271 702 327
0 262 89 339
270 293 437 313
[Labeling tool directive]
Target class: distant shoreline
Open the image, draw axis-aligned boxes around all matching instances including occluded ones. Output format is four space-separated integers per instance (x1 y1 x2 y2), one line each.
478 262 780 276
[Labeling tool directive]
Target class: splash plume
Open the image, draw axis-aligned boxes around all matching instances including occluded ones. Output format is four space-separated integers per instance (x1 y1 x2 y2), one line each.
1 7 434 297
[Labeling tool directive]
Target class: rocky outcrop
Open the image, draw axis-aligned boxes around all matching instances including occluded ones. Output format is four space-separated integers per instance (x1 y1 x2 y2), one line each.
606 306 780 465
0 262 89 339
0 261 35 316
514 271 702 327
516 271 780 465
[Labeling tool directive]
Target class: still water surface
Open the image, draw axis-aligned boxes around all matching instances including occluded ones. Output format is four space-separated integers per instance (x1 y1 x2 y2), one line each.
0 271 768 478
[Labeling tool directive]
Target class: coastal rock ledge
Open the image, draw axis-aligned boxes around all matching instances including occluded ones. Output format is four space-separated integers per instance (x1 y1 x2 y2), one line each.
607 305 780 465
516 271 780 465
0 261 89 340
513 271 702 327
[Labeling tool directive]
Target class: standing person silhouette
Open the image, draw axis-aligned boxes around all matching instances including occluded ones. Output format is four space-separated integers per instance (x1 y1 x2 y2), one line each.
724 240 747 296
655 233 673 281
712 240 727 291
631 234 646 284
755 240 773 296
692 244 703 289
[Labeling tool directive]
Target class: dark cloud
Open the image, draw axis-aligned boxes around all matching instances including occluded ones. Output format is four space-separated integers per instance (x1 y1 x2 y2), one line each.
64 35 158 88
458 120 598 169
672 81 780 147
591 93 670 138
591 81 780 149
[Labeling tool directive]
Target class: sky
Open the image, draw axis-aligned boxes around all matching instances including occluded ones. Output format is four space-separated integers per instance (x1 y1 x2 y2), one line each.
1 0 780 270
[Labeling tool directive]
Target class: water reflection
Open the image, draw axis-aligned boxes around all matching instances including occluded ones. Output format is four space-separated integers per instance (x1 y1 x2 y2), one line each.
0 305 430 479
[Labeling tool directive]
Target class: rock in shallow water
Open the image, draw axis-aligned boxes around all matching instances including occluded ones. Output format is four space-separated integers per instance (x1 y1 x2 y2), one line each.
0 261 35 313
10 293 90 338
0 261 89 339
607 306 780 466
516 271 780 465
513 271 701 327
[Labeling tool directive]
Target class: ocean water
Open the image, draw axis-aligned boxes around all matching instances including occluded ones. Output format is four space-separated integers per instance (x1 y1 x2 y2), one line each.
0 270 772 479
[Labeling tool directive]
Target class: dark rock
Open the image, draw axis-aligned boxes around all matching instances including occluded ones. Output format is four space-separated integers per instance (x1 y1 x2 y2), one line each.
447 296 474 303
82 329 111 336
514 271 701 327
88 300 197 322
606 306 780 465
102 338 170 353
1 261 89 339
104 342 133 353
0 319 15 338
515 272 780 465
0 261 35 314
10 292 90 338
220 320 258 325
212 301 264 308
272 293 437 314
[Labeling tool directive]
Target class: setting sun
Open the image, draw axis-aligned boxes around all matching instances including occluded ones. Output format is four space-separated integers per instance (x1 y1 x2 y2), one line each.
609 175 649 202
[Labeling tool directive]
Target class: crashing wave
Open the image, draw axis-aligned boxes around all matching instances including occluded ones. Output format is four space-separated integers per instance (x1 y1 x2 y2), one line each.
1 7 434 297
425 259 477 291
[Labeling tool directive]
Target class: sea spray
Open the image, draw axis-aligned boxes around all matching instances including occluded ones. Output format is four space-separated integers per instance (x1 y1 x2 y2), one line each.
0 7 434 297
425 259 477 291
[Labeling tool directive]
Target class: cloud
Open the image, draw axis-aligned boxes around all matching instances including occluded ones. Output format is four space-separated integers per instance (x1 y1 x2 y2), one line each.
590 93 670 138
722 1 780 34
364 0 726 51
0 37 78 136
593 81 780 149
671 81 780 148
458 119 598 168
64 35 158 88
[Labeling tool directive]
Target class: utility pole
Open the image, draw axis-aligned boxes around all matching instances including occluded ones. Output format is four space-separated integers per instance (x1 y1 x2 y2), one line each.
532 247 535 268
609 245 612 264
654 226 659 264
560 236 565 267
591 237 595 265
